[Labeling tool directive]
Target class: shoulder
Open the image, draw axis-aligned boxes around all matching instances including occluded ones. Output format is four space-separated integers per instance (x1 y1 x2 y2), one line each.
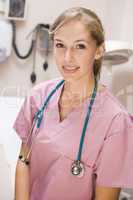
26 77 63 107
98 85 133 137
99 85 129 118
31 77 63 94
29 77 62 98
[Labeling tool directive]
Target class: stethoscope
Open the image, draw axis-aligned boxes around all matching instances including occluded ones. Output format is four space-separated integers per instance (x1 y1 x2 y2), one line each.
19 78 97 178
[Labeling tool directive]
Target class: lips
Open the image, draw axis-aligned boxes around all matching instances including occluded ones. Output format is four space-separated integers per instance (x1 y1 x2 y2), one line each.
63 65 80 73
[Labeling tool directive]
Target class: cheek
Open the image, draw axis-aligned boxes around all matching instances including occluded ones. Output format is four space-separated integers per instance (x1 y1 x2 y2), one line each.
53 53 64 72
79 52 95 66
53 52 60 66
53 49 64 64
78 52 96 73
78 47 96 61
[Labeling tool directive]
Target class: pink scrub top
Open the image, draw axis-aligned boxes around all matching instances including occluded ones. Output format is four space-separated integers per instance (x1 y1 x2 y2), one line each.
13 78 133 200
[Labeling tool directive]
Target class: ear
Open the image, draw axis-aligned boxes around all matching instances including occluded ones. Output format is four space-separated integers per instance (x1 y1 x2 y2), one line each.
95 43 105 60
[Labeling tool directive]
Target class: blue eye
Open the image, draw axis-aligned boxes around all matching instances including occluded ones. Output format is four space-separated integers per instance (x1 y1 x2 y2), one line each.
76 44 86 49
55 43 64 48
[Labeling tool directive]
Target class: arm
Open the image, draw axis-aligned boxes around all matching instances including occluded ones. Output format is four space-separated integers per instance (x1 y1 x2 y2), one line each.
15 143 30 200
94 113 133 200
95 185 121 200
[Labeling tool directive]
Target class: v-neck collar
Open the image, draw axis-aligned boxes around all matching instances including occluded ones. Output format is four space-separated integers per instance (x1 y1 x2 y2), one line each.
46 79 107 125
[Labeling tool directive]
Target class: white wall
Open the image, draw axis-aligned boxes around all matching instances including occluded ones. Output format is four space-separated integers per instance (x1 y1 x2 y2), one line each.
120 0 133 42
0 97 22 199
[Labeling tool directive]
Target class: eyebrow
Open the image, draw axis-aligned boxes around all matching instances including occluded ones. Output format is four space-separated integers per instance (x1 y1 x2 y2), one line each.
54 39 90 44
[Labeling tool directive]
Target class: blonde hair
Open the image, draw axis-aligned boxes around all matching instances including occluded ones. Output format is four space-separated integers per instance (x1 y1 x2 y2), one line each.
50 7 105 80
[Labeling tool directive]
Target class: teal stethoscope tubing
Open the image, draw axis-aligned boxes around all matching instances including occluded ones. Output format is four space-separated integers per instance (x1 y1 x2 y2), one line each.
34 79 65 128
21 79 97 166
34 79 97 163
77 80 97 161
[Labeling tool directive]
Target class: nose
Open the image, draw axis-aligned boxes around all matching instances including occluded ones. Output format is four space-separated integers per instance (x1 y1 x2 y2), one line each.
64 48 74 64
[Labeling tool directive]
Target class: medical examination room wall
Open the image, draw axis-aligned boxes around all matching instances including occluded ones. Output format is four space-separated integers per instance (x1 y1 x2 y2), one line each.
0 0 133 199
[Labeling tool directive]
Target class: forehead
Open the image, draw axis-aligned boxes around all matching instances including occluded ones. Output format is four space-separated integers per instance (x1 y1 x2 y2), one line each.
54 20 92 42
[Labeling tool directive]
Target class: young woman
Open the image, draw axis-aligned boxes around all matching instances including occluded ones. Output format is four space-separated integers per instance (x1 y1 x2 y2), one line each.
14 7 133 200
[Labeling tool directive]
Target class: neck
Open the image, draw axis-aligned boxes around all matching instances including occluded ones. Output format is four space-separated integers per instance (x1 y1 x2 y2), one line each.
63 74 96 100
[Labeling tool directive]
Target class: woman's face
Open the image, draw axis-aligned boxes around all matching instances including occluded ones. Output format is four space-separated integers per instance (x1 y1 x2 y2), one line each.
53 20 100 82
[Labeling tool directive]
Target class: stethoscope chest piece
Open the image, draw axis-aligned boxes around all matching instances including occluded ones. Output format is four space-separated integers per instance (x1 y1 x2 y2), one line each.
71 160 85 178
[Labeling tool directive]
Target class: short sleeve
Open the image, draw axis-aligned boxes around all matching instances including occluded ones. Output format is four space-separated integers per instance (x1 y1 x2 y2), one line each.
95 112 133 188
13 90 41 143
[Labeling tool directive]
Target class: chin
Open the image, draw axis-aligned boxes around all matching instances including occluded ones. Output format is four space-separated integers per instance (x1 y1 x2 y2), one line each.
62 75 81 83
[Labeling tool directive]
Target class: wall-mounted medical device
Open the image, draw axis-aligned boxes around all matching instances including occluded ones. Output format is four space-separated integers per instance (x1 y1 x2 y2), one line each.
29 24 50 83
4 0 28 20
101 40 133 90
0 19 12 63
103 40 133 66
10 21 50 84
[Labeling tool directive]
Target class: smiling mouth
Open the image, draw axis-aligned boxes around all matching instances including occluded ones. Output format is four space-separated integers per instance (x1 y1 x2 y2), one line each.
63 66 80 73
